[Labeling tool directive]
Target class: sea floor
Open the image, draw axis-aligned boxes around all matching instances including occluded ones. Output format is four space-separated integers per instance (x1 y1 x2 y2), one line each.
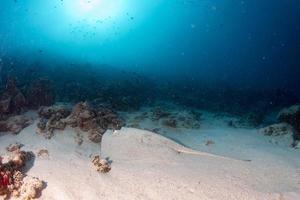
1 106 300 200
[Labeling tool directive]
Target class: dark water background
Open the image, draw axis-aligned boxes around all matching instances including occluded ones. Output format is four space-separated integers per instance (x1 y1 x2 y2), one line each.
0 0 299 117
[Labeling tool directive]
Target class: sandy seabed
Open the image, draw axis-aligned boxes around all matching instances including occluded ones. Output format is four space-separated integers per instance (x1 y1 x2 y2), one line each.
1 113 300 200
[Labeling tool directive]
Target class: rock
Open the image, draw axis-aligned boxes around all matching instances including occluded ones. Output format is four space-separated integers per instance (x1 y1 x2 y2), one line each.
92 155 111 173
0 115 33 134
278 105 300 140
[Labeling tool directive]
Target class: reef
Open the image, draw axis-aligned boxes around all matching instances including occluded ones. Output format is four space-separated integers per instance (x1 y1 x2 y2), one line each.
92 155 111 173
0 145 44 199
36 102 124 143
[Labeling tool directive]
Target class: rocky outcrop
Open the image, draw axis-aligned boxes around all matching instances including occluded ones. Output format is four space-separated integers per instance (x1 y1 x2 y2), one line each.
277 105 300 141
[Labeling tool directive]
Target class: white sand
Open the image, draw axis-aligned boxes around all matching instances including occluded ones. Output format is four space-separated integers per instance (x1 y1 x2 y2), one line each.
1 117 300 200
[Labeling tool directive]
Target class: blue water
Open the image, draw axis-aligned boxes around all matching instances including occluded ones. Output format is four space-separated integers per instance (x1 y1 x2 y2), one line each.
0 0 299 115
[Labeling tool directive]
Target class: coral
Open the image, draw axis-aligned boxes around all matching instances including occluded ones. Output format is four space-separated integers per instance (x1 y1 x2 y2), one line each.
0 115 32 134
26 78 55 109
92 155 111 173
278 105 300 141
